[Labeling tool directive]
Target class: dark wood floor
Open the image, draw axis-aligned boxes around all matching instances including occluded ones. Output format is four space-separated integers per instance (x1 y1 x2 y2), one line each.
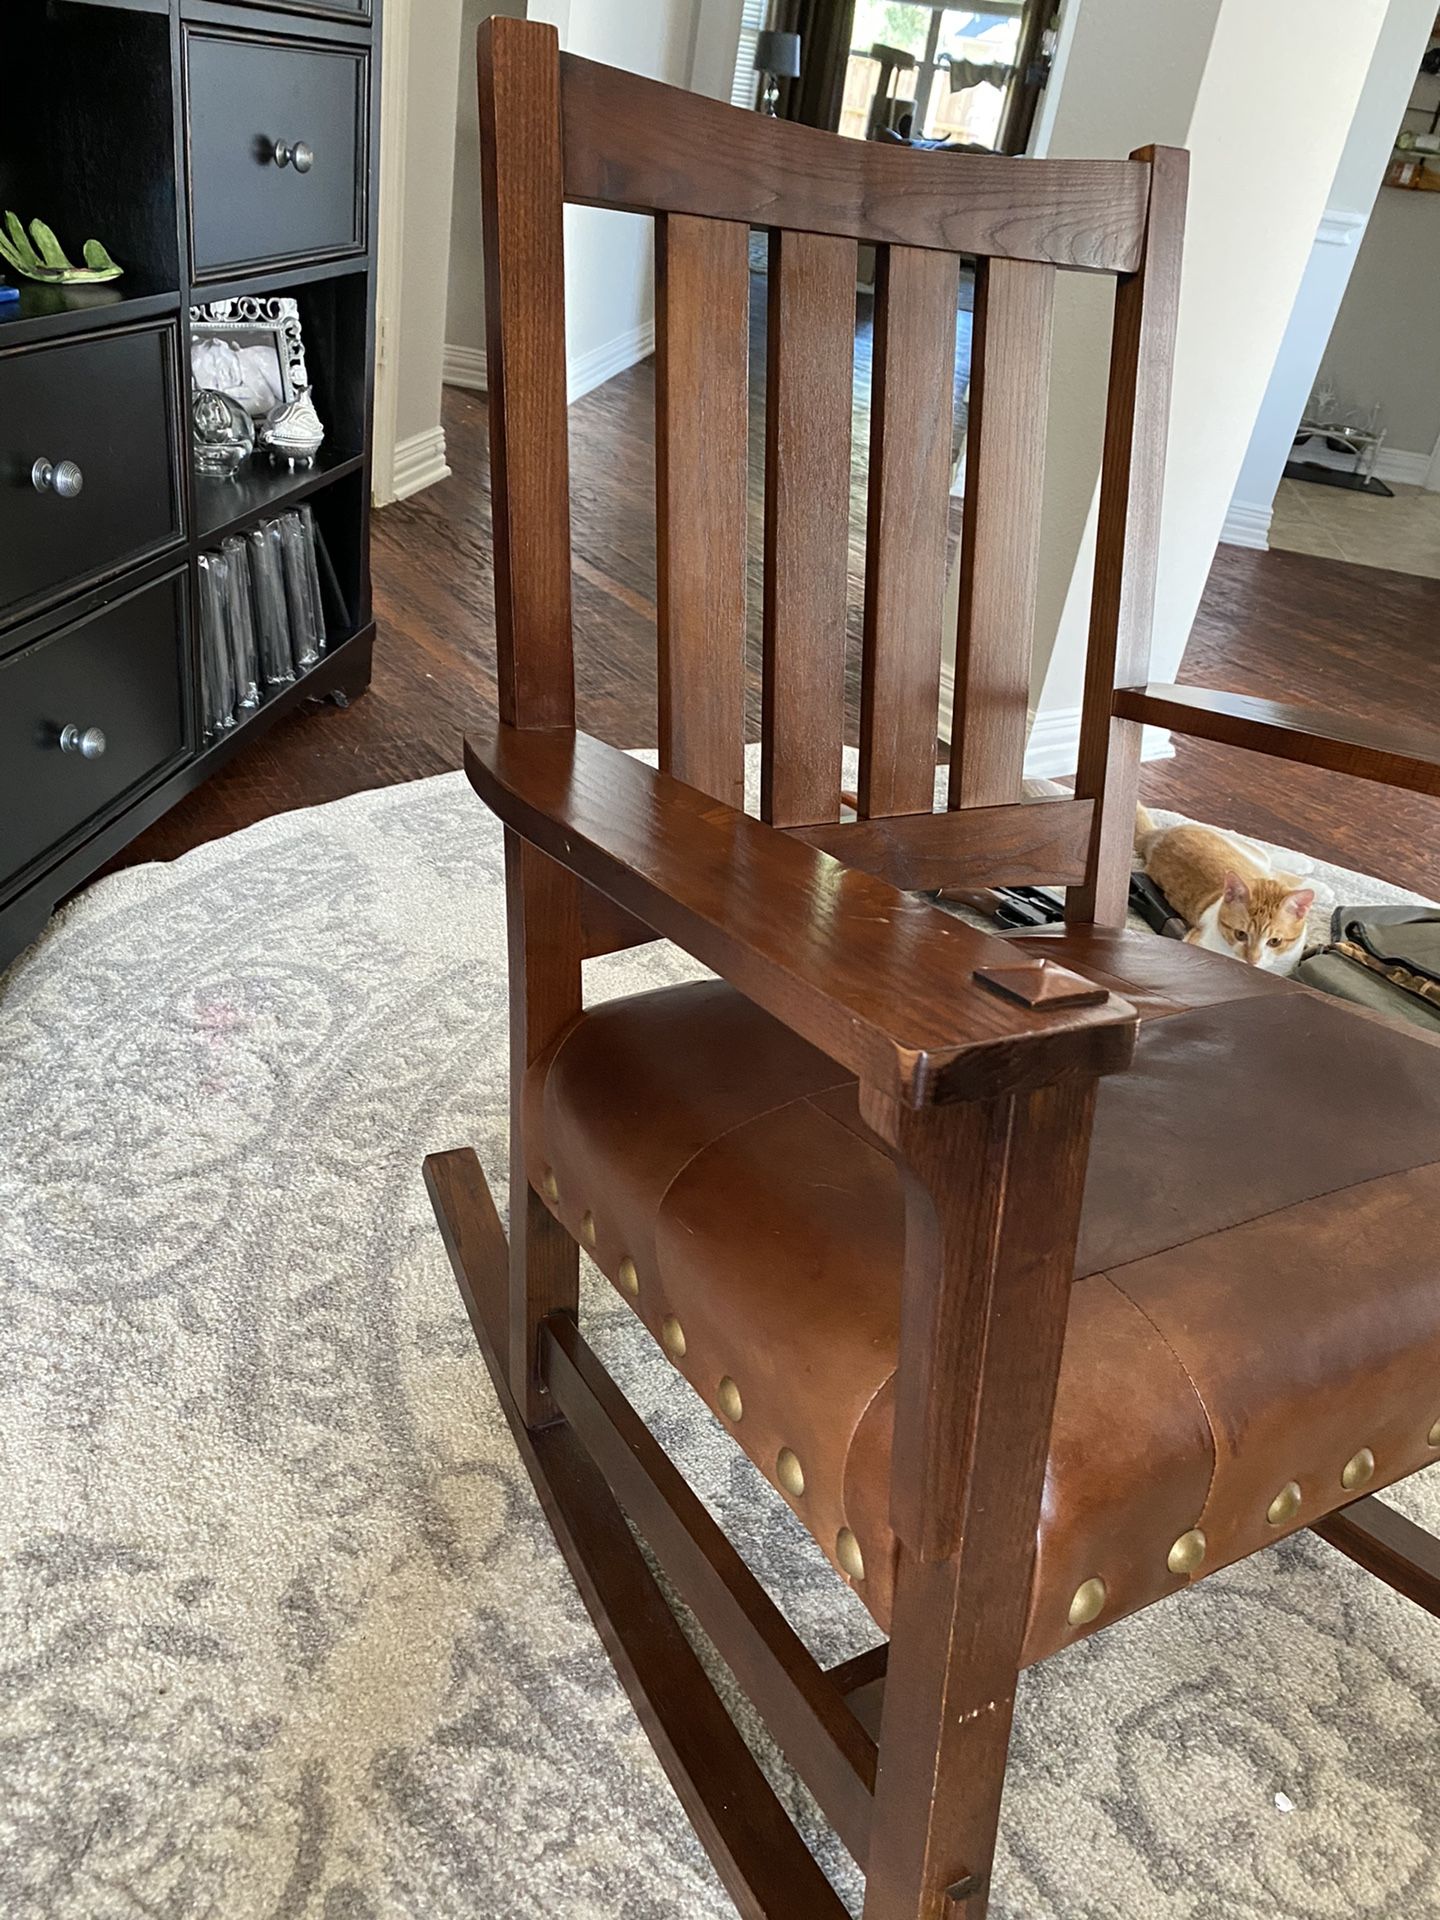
121 335 1439 902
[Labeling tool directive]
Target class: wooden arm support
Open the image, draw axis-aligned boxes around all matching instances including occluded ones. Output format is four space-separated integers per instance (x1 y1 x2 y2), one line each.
464 723 1136 1108
1114 683 1440 797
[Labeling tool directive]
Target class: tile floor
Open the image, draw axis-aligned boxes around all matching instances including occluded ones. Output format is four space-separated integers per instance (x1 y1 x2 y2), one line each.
1268 474 1440 578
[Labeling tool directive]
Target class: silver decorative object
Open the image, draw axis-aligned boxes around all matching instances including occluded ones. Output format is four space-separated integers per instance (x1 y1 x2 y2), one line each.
192 388 255 479
259 390 325 469
190 296 311 412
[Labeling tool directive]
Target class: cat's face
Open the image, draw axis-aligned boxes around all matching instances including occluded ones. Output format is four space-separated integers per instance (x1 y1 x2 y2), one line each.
1217 872 1315 971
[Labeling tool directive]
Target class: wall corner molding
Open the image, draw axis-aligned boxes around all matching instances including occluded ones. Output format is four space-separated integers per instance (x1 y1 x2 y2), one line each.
391 427 452 502
443 344 488 392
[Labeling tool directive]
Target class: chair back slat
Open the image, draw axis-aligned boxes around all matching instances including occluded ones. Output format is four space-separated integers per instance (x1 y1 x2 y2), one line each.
1068 146 1188 924
478 17 574 728
761 229 857 828
655 212 750 809
858 244 959 820
478 19 1186 913
947 257 1056 809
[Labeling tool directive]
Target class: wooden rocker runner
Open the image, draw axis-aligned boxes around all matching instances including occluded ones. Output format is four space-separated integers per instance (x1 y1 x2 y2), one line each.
426 19 1440 1916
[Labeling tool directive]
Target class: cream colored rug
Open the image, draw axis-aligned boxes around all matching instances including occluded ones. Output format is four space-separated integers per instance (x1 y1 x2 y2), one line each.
2 763 1437 1919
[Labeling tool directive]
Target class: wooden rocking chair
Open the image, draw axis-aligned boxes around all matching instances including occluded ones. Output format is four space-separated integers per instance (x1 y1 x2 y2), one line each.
425 19 1440 1916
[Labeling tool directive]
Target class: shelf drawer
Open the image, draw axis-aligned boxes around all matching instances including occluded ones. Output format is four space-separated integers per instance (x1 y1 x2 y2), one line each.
0 325 183 625
0 573 191 896
222 2 373 18
186 29 368 281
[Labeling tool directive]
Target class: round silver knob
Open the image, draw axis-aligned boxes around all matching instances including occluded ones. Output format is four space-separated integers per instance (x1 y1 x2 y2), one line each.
32 458 85 500
59 724 106 760
274 140 315 174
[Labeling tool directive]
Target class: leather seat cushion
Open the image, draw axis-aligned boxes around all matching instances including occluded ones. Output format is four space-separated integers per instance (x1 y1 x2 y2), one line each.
523 928 1440 1664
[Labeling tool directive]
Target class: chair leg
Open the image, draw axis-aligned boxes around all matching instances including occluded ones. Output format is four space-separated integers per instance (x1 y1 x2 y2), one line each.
503 831 582 1427
862 1552 1017 1919
857 1076 1100 1920
1312 1495 1440 1616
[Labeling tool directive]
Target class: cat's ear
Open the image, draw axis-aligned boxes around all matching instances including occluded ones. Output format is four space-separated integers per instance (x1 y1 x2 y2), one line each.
1285 887 1315 920
1222 870 1249 905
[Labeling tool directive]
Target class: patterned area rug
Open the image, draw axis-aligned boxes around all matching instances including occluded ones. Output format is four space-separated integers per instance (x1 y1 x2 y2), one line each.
2 764 1438 1920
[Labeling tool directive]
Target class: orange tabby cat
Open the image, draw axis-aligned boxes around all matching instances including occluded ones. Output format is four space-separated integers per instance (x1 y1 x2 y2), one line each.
1136 808 1314 973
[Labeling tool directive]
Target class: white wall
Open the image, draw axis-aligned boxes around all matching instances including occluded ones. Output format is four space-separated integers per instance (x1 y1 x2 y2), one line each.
999 0 1221 772
390 0 464 497
1223 0 1437 546
539 0 702 399
1321 187 1440 473
1024 0 1386 761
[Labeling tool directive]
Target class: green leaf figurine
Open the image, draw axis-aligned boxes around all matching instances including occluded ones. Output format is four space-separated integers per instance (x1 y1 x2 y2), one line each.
0 214 124 284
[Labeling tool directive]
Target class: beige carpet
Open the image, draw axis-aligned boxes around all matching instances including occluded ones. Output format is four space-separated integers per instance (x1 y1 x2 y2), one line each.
2 761 1438 1919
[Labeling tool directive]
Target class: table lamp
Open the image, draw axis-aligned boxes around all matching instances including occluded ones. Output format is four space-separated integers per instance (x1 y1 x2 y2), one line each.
753 29 801 116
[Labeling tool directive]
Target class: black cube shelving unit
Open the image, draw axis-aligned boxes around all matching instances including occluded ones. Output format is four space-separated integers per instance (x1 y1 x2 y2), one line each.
0 0 382 970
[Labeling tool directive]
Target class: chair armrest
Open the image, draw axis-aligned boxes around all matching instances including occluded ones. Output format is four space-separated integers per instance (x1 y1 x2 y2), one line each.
465 724 1136 1107
1113 683 1440 796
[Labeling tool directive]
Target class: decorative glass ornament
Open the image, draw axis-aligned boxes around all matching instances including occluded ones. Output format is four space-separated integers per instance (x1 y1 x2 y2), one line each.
192 388 255 478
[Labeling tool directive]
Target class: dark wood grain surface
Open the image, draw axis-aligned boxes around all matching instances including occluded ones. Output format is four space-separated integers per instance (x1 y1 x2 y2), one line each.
948 257 1055 810
761 228 856 828
465 723 1137 1107
478 14 574 731
1071 146 1188 926
560 50 1149 271
655 211 750 807
1115 682 1440 796
858 245 958 820
113 358 1439 906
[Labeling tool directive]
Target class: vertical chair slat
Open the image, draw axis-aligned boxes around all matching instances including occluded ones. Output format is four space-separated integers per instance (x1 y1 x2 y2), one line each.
761 230 857 827
947 258 1056 810
1069 145 1188 924
858 244 960 820
478 17 574 729
655 212 750 809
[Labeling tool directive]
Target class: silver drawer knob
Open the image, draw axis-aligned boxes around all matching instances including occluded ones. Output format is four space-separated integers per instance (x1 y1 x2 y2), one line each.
32 458 84 500
274 140 315 174
59 724 106 760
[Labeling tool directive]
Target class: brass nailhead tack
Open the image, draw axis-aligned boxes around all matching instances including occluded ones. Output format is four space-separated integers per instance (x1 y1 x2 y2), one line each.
617 1256 640 1297
716 1375 743 1422
541 1167 559 1202
1429 1417 1440 1449
1068 1577 1106 1629
1340 1447 1375 1492
1267 1481 1302 1527
1167 1529 1206 1578
661 1315 687 1360
776 1448 806 1498
580 1210 597 1248
836 1527 865 1582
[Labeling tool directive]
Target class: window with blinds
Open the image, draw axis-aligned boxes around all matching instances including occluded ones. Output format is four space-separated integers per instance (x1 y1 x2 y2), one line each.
729 0 768 110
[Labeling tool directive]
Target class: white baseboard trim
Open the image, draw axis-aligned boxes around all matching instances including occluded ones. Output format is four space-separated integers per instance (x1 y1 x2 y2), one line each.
391 426 451 502
442 343 487 392
1024 707 1174 779
1291 442 1434 489
935 687 1174 773
1219 498 1272 551
569 320 655 404
1376 448 1435 487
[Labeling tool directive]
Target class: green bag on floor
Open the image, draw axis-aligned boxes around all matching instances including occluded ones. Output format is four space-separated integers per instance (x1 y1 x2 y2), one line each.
1297 904 1440 1035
